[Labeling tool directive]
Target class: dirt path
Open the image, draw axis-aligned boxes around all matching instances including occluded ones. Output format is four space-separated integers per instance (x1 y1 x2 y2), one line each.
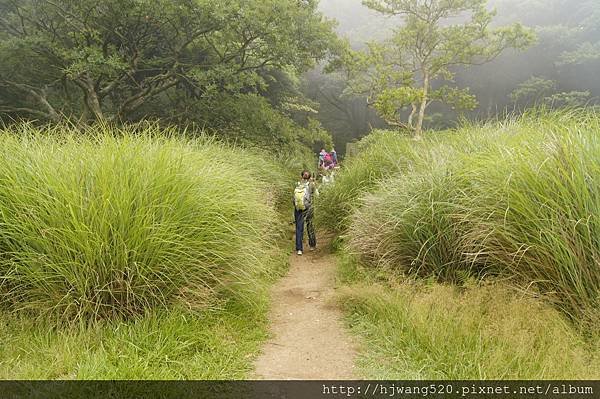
253 243 358 380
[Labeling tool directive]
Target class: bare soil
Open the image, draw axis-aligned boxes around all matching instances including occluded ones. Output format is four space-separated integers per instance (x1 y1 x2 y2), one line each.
253 243 358 380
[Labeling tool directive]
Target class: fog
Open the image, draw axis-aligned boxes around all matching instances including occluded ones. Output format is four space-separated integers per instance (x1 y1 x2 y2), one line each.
0 0 597 154
310 0 600 150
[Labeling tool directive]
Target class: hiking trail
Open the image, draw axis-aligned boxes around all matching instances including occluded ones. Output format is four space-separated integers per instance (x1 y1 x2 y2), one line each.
253 240 358 379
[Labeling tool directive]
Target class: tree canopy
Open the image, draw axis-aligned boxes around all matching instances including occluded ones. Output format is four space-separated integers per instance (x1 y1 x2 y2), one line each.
0 0 339 152
336 0 535 137
2 0 598 151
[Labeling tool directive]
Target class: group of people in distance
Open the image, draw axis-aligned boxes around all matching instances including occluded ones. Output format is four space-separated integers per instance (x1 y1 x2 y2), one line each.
318 147 337 171
292 148 339 256
319 147 338 185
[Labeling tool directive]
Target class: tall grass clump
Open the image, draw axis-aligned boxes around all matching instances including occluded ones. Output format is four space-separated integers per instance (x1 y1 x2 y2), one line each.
460 111 600 325
315 124 512 235
347 167 473 282
315 130 428 233
0 123 284 322
345 118 537 281
339 109 600 326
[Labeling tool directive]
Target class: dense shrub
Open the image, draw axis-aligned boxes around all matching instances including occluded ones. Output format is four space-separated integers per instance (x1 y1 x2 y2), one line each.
332 110 600 325
0 124 287 322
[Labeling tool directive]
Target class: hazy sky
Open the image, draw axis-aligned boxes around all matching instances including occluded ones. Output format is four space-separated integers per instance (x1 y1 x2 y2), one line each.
318 0 597 44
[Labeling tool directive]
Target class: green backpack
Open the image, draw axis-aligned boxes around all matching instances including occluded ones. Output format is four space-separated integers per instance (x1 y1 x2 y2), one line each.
294 182 311 211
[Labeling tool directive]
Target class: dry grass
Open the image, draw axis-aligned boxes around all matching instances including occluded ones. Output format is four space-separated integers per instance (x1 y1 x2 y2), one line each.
337 278 600 379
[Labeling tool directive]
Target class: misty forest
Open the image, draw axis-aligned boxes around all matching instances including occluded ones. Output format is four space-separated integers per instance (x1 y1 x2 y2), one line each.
0 0 599 381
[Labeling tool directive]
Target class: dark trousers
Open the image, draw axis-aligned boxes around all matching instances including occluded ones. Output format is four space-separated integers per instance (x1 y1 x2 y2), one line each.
294 207 316 251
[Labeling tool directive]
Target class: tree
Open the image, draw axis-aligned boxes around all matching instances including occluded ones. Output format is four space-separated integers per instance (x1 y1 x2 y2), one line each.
0 0 338 124
450 0 600 119
300 68 386 154
341 0 535 138
509 76 591 110
553 1 600 68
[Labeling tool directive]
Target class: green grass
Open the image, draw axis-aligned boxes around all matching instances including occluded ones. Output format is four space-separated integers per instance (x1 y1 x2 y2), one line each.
0 298 269 379
0 226 289 380
325 110 600 379
0 122 296 378
336 256 600 380
458 115 600 325
347 167 470 282
331 110 600 326
315 130 429 234
0 123 290 322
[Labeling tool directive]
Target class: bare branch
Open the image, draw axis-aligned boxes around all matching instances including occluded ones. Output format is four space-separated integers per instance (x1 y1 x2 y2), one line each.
0 106 50 119
0 79 62 121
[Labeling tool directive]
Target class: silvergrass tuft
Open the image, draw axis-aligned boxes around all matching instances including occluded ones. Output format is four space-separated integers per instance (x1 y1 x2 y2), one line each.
0 123 286 322
330 109 600 327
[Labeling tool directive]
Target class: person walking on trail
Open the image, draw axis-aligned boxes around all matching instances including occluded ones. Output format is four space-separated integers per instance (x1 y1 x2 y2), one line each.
293 170 317 255
323 152 334 170
330 147 338 166
318 148 327 169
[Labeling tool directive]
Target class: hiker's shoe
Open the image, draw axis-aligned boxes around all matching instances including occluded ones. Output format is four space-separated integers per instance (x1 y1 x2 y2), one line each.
309 246 316 251
297 250 303 255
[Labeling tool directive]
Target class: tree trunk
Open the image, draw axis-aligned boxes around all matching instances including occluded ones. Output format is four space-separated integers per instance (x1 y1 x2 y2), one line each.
78 75 105 122
407 103 417 129
415 71 429 139
0 81 62 122
86 88 104 121
38 93 62 123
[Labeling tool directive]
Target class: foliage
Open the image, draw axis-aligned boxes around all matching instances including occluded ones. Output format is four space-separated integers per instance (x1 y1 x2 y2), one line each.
510 76 591 109
558 42 600 66
316 0 600 136
457 0 600 117
543 91 592 108
335 0 535 136
0 123 290 322
159 93 333 155
300 69 385 155
551 1 600 66
324 110 600 326
0 0 339 152
509 76 558 105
